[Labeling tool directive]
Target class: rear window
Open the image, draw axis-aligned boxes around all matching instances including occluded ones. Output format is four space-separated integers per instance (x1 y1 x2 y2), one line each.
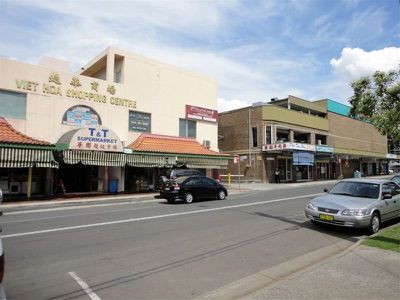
175 176 189 183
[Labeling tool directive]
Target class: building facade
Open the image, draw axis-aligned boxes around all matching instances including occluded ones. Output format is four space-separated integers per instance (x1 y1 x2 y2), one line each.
0 47 230 197
218 95 399 183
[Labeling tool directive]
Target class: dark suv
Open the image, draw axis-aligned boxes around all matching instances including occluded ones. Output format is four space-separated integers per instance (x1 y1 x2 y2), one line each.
158 169 205 190
168 169 204 180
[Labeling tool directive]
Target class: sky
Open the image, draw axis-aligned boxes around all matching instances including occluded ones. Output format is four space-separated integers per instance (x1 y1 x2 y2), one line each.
1 0 399 112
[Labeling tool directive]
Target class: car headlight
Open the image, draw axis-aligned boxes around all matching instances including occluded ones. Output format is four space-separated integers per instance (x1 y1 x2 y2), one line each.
341 209 369 216
307 202 317 211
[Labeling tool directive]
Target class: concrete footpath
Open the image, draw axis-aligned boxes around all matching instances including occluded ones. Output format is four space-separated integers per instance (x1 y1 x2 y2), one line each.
2 175 398 299
194 236 400 300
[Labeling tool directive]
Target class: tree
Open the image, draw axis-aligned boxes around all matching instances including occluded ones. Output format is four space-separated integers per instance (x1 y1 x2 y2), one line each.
349 69 400 146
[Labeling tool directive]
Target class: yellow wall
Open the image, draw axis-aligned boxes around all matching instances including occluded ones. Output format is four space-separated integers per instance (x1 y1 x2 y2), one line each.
262 106 329 131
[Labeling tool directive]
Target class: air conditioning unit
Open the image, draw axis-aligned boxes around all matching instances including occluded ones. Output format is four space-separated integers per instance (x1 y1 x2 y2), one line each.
203 140 211 148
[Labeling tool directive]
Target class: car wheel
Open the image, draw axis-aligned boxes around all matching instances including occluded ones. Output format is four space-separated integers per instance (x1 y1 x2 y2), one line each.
367 212 380 235
217 190 226 200
184 193 194 204
167 198 175 204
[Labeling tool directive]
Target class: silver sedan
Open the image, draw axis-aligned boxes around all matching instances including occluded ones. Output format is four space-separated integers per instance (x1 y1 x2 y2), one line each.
305 179 400 234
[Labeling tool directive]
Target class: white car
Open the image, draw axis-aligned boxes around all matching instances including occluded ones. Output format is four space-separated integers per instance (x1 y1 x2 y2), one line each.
305 179 400 234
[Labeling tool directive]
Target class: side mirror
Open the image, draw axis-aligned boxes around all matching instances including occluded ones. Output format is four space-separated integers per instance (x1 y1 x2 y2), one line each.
323 188 329 193
382 192 392 200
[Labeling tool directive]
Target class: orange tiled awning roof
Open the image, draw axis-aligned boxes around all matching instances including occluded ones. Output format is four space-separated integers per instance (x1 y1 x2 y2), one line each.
0 117 52 146
127 133 227 156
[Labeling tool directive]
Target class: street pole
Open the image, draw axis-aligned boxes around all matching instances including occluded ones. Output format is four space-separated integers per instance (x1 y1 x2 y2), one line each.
238 159 241 191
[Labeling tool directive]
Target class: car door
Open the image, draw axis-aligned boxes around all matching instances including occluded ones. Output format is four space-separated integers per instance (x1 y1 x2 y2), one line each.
380 183 399 222
184 177 203 199
201 177 218 199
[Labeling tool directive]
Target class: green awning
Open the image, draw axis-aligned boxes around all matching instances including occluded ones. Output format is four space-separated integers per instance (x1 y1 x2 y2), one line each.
176 155 230 169
126 154 177 167
0 147 58 168
62 150 125 167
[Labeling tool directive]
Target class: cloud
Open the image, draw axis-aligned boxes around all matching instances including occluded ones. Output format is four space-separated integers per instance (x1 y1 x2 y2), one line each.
330 47 400 80
218 97 249 112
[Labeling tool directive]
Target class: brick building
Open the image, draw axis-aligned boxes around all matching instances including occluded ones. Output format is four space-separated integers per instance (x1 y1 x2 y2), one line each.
218 95 398 183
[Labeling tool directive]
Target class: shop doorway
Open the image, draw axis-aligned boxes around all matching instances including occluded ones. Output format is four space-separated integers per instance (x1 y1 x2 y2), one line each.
125 167 155 192
316 162 329 180
58 163 99 193
277 158 292 182
294 165 312 181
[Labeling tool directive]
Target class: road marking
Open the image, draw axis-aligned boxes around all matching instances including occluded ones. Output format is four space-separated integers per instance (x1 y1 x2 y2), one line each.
2 193 321 239
69 271 101 300
1 205 161 224
4 199 162 215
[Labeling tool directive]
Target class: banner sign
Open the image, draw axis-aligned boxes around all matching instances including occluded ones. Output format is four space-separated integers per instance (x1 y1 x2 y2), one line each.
186 105 218 123
315 145 334 153
61 126 124 152
262 142 316 152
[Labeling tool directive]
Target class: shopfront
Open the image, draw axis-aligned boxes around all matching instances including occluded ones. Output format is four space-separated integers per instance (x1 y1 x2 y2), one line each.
56 125 125 193
263 142 337 182
0 118 58 198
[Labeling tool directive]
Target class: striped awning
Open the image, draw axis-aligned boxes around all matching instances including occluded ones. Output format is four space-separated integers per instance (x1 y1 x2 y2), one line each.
63 150 125 167
126 154 177 167
0 147 59 168
176 156 230 169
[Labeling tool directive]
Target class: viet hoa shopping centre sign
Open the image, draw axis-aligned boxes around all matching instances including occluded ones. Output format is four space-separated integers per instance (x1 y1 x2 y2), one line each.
15 72 136 109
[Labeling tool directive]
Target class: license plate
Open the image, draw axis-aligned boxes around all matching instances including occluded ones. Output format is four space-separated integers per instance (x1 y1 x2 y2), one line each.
319 214 334 221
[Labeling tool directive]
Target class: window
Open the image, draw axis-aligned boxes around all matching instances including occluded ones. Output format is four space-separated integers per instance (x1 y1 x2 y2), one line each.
294 132 310 144
115 71 121 83
186 178 202 186
0 90 26 119
202 178 217 186
252 127 258 147
276 128 290 143
265 126 272 144
315 134 327 145
179 119 196 138
129 111 151 132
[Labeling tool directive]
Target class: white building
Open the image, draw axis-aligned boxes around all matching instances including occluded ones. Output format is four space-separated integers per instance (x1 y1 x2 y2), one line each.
0 47 230 197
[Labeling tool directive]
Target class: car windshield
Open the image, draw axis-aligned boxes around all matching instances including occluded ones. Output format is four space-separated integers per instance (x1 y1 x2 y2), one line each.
392 176 400 185
329 181 380 199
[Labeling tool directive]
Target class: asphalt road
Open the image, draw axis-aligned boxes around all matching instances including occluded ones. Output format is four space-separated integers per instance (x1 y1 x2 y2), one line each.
1 184 372 300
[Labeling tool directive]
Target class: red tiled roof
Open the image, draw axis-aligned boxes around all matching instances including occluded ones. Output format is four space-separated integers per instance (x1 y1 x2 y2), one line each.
127 134 227 156
0 117 53 146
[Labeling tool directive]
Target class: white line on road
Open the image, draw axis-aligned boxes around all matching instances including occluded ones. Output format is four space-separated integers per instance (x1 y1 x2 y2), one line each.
4 199 162 215
2 193 322 239
69 271 101 300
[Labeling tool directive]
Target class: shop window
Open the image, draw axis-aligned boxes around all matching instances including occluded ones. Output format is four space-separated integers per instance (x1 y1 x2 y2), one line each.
252 127 258 147
315 134 327 145
62 105 102 126
276 128 289 143
294 132 310 144
179 119 196 138
265 126 272 144
129 111 151 132
0 90 26 119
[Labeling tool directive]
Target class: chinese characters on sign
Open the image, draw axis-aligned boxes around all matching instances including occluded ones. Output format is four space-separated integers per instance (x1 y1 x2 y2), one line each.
262 142 334 153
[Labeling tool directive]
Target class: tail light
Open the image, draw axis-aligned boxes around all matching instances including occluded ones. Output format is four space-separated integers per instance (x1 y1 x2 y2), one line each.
173 183 181 191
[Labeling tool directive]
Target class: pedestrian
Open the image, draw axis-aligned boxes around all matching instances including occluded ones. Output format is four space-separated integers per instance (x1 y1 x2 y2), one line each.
275 168 280 183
